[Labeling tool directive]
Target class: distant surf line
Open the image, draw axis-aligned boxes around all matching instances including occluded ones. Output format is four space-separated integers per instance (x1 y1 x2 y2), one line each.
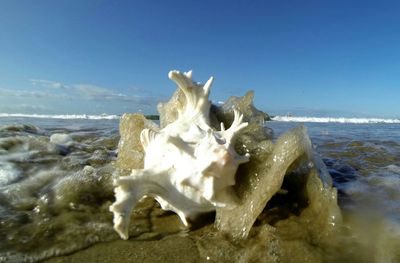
271 116 400 124
0 113 161 120
1 113 399 124
0 113 121 120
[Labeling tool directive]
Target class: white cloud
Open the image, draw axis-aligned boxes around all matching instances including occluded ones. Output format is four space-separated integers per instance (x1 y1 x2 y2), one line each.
27 79 156 102
72 84 121 100
0 103 51 113
3 80 155 103
30 79 69 89
70 84 148 104
0 88 70 99
1 78 166 114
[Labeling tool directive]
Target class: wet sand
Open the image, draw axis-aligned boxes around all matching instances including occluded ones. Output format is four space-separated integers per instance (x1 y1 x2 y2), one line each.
45 235 203 263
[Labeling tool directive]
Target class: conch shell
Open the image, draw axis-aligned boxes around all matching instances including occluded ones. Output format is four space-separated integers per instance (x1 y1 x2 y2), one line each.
110 70 250 239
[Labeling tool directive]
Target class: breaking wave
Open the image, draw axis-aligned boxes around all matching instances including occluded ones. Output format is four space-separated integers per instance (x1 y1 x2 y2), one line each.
0 113 120 120
271 116 400 124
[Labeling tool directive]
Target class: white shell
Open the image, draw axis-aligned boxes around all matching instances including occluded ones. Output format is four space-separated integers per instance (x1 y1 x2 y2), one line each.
109 70 249 239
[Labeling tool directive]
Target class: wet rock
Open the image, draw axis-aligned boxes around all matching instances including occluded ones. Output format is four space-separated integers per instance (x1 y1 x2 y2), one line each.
92 135 120 150
208 91 341 240
88 149 114 166
157 88 186 128
212 90 270 126
215 126 315 239
115 113 159 171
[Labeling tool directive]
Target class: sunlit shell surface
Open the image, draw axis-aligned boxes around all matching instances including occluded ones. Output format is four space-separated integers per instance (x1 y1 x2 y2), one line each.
109 71 250 239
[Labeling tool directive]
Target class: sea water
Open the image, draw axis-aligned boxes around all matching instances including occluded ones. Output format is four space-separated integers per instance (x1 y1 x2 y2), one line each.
0 115 399 262
269 121 400 218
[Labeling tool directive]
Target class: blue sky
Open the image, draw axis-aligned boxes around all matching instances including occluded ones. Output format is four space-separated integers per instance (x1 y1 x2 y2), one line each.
0 1 399 117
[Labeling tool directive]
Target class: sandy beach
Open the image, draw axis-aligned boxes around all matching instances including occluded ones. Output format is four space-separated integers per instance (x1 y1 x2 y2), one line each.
45 235 202 263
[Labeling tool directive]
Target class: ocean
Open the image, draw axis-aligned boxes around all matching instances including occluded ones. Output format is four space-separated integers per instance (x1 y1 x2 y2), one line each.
0 114 399 262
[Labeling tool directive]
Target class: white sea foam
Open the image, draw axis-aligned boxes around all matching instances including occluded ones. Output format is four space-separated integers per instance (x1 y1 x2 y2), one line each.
2 113 399 124
271 116 400 124
0 113 120 120
50 133 74 147
0 162 22 186
386 165 400 175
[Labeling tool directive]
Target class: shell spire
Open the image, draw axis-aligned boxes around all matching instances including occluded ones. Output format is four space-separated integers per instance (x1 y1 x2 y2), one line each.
168 70 213 124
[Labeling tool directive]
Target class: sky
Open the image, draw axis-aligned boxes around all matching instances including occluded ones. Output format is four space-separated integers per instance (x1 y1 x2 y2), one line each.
0 0 399 118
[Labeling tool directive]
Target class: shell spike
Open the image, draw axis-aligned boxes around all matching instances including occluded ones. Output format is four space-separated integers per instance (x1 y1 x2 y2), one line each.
220 122 226 131
169 70 192 94
224 109 248 140
203 76 214 96
185 70 193 79
177 212 190 226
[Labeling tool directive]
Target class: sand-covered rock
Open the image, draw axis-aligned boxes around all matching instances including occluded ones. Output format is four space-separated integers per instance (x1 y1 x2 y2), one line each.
115 113 159 171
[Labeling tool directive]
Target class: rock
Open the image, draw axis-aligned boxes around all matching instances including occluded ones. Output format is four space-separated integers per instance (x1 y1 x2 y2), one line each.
115 113 159 171
208 91 341 240
212 91 270 125
215 126 315 239
157 88 186 128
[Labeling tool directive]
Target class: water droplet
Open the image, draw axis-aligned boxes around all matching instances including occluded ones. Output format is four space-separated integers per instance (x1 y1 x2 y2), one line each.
33 206 40 213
